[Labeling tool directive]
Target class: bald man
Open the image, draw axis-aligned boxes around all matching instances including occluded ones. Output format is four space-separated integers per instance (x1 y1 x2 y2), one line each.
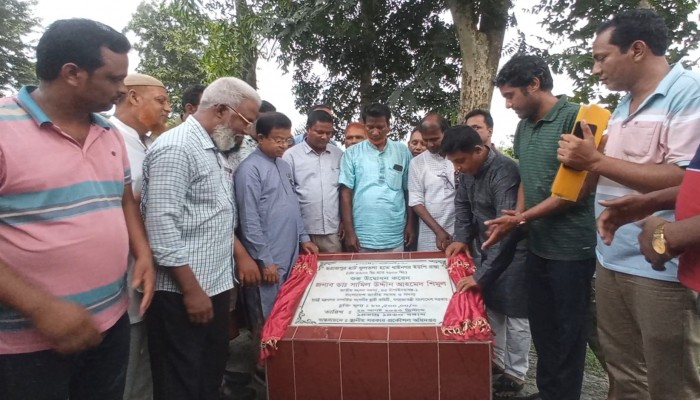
109 73 170 400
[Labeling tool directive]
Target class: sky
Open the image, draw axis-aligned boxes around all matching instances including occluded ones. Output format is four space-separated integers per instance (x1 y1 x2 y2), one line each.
31 0 699 147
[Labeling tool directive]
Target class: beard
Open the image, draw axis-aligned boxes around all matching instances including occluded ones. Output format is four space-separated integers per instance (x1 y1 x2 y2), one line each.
211 124 241 152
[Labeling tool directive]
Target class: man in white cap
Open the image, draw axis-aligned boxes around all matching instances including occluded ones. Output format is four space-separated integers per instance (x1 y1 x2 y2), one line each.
110 73 170 400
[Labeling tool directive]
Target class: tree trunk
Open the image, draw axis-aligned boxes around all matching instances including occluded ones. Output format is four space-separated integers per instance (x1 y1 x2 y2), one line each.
236 0 258 89
448 0 509 118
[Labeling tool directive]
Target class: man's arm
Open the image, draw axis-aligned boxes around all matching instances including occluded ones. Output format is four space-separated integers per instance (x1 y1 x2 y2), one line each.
445 173 474 257
340 186 360 252
558 120 685 193
665 214 700 255
0 258 101 353
234 234 261 286
122 184 155 316
408 158 448 248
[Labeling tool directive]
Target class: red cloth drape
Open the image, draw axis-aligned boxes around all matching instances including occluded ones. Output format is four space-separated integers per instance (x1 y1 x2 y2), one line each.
440 252 493 341
259 253 318 363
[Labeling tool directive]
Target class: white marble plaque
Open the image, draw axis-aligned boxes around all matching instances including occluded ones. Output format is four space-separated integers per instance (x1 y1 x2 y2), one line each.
292 258 455 326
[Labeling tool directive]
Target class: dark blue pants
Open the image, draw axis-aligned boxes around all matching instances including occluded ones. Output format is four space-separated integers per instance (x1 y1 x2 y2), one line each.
0 313 130 400
527 252 595 400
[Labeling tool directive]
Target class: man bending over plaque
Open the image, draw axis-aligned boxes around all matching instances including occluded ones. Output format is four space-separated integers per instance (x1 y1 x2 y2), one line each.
442 126 531 398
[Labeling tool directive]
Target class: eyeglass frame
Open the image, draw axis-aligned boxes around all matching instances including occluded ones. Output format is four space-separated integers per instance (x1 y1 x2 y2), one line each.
221 104 253 126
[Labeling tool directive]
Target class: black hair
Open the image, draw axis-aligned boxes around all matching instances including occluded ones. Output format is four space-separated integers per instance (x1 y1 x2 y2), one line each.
596 9 669 56
306 109 334 128
181 84 206 110
260 100 277 113
308 104 332 114
494 55 554 91
36 19 131 81
463 108 494 128
361 103 392 123
419 111 450 132
440 125 483 155
256 112 292 136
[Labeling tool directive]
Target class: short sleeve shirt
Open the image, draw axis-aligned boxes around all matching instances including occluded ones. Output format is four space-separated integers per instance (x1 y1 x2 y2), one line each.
338 139 412 249
596 64 700 282
514 96 596 260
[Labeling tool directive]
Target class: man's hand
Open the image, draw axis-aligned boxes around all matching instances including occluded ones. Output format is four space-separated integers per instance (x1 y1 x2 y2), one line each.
344 230 361 253
301 241 319 255
435 230 452 251
30 298 102 354
456 276 479 293
483 210 522 249
182 287 213 324
236 255 261 286
132 255 155 316
445 241 469 258
404 223 416 247
639 215 672 271
556 120 603 171
597 194 655 245
261 264 280 284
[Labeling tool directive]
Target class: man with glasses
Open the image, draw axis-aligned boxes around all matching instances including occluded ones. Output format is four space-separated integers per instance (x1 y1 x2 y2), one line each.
224 102 261 173
235 112 319 317
141 77 261 400
408 112 455 251
283 110 344 253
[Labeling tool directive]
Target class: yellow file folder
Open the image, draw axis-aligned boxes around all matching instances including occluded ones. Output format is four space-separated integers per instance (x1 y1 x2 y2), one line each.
551 104 611 201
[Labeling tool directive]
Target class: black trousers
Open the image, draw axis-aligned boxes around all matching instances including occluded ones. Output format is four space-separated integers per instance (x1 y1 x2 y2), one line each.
147 290 231 400
526 252 595 400
0 313 130 400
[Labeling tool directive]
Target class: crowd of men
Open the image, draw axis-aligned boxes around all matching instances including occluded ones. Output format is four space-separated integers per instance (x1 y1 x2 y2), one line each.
1 8 700 400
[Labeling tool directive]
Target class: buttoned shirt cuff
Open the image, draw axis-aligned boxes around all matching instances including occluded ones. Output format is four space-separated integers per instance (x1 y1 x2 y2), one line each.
152 246 189 267
300 234 311 243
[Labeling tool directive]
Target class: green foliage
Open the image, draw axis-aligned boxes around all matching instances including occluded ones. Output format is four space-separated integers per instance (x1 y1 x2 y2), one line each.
0 0 39 95
268 0 461 140
528 0 699 107
125 1 208 114
126 0 265 113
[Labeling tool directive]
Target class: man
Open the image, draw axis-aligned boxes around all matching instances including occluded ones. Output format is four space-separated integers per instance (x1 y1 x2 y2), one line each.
225 99 268 173
0 19 154 400
141 77 261 400
408 112 455 251
235 112 319 317
293 104 334 145
557 9 700 399
344 122 367 148
486 55 596 400
110 73 170 400
180 84 205 122
339 103 415 252
283 110 344 253
442 126 530 398
463 108 494 147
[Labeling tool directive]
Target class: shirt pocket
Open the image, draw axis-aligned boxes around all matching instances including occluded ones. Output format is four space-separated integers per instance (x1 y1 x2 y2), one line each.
619 121 661 161
386 168 404 191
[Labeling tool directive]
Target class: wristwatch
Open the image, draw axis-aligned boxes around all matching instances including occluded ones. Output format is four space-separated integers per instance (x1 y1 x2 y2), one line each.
652 222 668 255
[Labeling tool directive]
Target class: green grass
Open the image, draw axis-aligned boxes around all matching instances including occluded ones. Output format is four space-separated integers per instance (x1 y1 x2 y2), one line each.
584 345 607 378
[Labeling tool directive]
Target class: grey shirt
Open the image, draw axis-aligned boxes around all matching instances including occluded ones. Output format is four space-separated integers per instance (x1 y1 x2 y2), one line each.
454 148 528 317
282 140 343 235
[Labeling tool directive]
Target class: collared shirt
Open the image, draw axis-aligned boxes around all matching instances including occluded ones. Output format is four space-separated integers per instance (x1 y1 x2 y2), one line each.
677 144 700 291
454 148 527 317
0 86 130 354
596 63 700 282
282 140 343 235
514 95 596 260
227 135 258 174
109 116 153 196
142 117 235 296
339 139 412 249
109 115 154 324
408 151 456 251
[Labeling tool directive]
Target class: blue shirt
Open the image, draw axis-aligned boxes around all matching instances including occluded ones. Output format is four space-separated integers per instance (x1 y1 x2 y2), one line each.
595 63 700 281
339 139 412 249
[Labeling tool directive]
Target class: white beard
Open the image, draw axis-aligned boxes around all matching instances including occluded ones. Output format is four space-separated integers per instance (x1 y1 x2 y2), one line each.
211 124 239 152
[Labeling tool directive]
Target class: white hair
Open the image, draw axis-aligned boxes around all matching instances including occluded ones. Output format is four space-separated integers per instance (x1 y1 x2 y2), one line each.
199 77 261 109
